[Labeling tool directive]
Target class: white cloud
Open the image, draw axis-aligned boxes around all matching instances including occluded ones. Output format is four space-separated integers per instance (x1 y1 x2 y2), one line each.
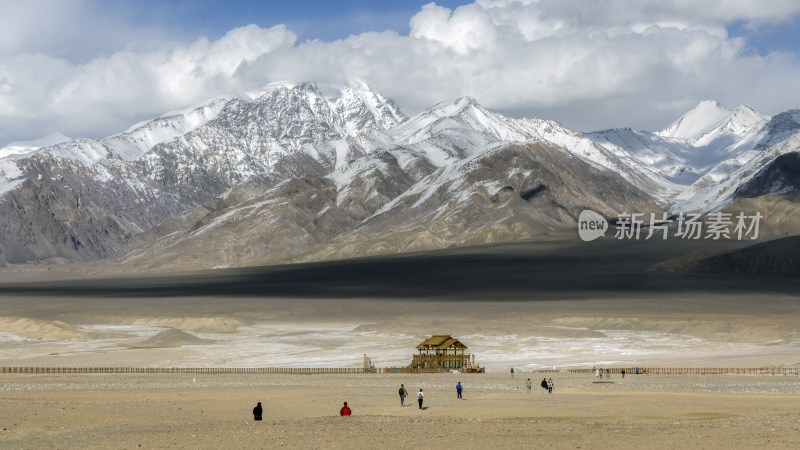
410 3 498 54
2 0 800 145
0 25 296 144
239 0 800 129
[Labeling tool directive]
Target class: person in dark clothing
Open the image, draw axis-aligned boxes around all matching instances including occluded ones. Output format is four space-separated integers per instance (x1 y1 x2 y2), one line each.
399 384 408 406
253 401 263 421
456 382 463 400
418 389 424 409
540 378 548 394
340 402 352 416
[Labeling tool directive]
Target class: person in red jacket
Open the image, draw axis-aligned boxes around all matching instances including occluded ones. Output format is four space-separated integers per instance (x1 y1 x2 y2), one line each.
340 402 352 416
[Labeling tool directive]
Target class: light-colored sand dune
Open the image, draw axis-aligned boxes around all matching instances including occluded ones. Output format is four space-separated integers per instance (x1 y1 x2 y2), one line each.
129 317 242 333
0 316 87 339
2 294 800 370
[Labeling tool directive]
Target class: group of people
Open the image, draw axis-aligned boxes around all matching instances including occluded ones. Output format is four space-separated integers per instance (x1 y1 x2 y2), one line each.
592 366 638 378
524 377 554 393
398 383 425 409
253 400 353 419
253 376 558 420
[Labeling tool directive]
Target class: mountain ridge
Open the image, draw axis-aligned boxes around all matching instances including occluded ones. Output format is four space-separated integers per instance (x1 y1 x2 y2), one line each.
1 86 799 270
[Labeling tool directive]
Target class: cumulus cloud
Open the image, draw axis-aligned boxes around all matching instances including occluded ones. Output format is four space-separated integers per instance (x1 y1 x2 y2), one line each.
0 25 296 144
410 3 499 53
2 0 800 145
239 0 800 129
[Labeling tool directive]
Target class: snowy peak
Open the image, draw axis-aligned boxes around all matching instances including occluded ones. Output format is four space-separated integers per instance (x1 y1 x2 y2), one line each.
110 97 233 160
4 80 800 270
427 96 495 123
657 100 733 139
334 83 407 135
0 132 71 158
249 82 407 140
656 100 769 143
389 96 534 145
726 105 769 133
161 97 232 130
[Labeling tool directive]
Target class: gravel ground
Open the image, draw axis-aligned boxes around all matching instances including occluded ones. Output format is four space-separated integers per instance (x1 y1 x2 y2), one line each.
2 372 800 449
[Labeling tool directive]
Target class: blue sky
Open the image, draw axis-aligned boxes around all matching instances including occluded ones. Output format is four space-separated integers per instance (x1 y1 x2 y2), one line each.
89 0 800 54
98 0 800 54
2 0 800 145
114 0 474 42
727 19 800 56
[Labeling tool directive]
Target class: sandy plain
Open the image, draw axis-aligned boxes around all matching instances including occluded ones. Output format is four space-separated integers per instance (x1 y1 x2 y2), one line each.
2 372 799 449
1 238 799 369
1 238 799 448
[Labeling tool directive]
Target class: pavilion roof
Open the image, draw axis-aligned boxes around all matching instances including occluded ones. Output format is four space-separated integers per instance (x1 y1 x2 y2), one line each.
416 335 468 350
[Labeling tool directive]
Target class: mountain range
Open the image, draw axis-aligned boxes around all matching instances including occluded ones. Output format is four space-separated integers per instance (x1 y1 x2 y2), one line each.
1 82 799 270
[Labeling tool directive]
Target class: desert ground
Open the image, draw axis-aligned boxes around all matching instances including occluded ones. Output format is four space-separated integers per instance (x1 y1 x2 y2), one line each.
1 237 799 448
1 238 799 369
1 372 799 449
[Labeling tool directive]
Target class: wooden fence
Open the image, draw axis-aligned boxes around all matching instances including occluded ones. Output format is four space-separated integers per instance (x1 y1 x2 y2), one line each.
380 367 485 374
0 367 366 374
1 366 797 375
561 367 800 376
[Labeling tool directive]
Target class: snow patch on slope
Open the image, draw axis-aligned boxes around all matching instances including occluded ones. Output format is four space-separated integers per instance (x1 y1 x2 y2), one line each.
0 159 25 195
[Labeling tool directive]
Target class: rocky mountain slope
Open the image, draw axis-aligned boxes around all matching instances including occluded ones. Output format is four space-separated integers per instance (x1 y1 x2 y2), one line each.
1 83 799 270
0 83 405 267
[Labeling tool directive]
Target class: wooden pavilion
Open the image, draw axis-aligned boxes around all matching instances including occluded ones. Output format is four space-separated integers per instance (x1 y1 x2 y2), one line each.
409 335 478 371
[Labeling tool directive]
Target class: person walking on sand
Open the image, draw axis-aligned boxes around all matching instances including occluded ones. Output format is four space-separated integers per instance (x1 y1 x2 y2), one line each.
456 382 463 400
540 378 548 394
340 402 352 416
622 369 625 379
510 367 514 378
418 389 424 409
547 378 553 393
399 384 408 406
253 401 263 421
526 378 532 393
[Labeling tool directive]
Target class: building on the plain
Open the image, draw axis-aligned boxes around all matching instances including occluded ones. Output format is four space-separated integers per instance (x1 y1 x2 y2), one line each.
409 335 480 372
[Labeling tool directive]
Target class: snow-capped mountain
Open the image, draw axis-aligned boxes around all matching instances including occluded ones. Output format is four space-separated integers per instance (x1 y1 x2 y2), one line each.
0 132 72 159
0 83 407 266
589 101 768 183
1 84 799 269
584 100 800 213
657 100 746 140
